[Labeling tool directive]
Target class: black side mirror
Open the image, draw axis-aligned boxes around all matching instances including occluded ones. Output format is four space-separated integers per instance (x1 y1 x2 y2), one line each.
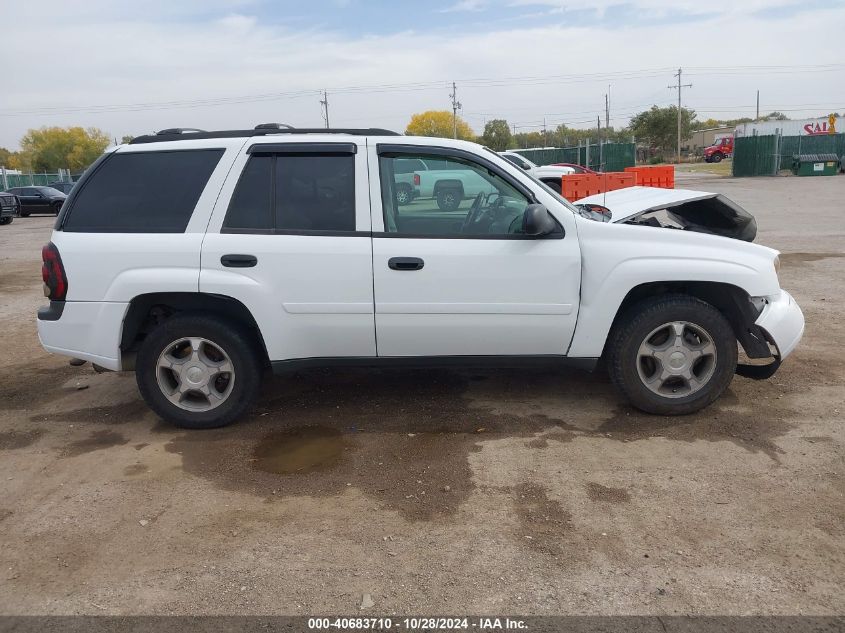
522 204 557 237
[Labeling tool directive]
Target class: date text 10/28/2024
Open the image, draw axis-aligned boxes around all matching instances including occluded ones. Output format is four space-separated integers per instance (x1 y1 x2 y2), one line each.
308 617 528 630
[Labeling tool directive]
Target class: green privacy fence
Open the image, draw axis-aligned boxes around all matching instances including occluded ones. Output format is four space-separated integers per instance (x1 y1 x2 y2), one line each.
1 170 74 189
776 134 845 170
514 142 636 172
733 133 845 176
732 134 780 177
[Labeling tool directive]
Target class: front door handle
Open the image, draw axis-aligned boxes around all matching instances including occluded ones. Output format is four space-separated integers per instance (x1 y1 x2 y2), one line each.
221 254 258 268
388 257 424 271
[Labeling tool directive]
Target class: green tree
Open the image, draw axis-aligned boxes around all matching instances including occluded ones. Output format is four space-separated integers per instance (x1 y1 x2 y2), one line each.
629 105 695 156
19 126 110 171
406 110 474 140
759 111 788 121
121 135 134 144
480 119 512 151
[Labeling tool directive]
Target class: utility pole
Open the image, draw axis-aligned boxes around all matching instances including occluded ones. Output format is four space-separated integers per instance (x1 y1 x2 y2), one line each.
605 92 610 134
756 90 760 121
597 115 603 171
668 68 692 163
543 117 547 147
449 81 462 139
320 90 330 129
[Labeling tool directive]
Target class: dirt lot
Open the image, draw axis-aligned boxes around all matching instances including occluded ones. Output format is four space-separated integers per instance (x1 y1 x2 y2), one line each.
0 174 843 616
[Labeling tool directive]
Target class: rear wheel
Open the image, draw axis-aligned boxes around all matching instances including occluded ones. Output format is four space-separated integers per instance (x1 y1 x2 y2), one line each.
136 314 263 429
20 212 30 217
607 295 737 415
52 202 63 215
436 188 462 211
711 152 723 163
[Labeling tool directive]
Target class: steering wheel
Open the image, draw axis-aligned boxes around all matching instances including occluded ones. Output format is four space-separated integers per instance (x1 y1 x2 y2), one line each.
461 192 487 233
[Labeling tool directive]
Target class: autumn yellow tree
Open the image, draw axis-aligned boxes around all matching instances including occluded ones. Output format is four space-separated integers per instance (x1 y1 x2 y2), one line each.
19 126 111 171
406 110 474 140
0 147 21 169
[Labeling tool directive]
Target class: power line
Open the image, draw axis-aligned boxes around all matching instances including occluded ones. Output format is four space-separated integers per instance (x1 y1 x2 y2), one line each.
3 63 843 117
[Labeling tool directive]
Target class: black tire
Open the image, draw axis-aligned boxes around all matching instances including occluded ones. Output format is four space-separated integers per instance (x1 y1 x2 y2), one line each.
436 188 462 211
52 202 63 215
20 212 30 217
607 294 737 415
711 153 723 163
0 217 11 225
395 183 413 206
136 313 263 429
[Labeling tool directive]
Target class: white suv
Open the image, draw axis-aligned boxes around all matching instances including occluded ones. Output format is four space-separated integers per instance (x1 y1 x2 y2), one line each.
37 125 804 429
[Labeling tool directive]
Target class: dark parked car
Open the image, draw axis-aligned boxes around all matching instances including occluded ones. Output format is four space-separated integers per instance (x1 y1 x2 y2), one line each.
0 191 20 225
4 186 67 216
47 181 76 195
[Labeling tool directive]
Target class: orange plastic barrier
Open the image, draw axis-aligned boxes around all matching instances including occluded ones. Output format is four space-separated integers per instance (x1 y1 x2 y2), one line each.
561 172 637 201
624 165 674 188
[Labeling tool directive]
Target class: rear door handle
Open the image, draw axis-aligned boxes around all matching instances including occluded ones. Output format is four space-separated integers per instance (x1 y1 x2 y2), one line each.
388 257 424 271
221 254 258 268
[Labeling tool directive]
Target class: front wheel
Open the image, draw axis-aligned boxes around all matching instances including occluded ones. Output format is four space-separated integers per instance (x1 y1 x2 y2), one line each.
607 295 737 415
0 217 11 225
710 153 723 163
136 314 263 429
395 183 413 206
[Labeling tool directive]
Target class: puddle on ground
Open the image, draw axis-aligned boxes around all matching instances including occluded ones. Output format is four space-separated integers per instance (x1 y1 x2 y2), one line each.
253 426 344 474
0 429 44 450
780 252 845 266
123 463 150 476
60 430 129 458
586 482 631 503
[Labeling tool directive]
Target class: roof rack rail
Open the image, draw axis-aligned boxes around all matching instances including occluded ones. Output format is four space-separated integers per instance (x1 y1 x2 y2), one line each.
254 122 294 130
129 127 401 144
155 127 208 135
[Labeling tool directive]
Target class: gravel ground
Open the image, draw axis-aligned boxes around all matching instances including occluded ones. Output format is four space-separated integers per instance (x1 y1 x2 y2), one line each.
0 174 843 616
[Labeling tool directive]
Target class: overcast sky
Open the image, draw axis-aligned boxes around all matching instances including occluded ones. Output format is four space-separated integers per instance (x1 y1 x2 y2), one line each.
1 0 843 149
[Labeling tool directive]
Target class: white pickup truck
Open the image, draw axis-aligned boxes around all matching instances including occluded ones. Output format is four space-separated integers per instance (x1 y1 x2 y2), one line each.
37 126 804 429
412 162 497 211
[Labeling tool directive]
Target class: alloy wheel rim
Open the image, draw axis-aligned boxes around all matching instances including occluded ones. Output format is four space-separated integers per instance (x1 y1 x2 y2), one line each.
155 337 235 412
636 321 717 398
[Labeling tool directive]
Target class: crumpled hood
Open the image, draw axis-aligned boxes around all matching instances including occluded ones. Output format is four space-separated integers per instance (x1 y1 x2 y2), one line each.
575 186 757 242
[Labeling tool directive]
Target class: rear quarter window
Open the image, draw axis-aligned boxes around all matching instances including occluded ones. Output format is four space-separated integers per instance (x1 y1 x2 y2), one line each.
62 149 224 232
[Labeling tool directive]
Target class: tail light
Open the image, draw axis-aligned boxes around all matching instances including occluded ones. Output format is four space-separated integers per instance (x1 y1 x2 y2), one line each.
41 242 68 301
413 173 420 186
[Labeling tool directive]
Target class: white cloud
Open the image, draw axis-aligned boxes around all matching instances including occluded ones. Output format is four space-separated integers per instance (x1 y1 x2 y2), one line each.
0 1 843 149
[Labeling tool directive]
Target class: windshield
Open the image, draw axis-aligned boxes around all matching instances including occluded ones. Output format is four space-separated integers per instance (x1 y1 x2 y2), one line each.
483 147 580 214
37 187 63 196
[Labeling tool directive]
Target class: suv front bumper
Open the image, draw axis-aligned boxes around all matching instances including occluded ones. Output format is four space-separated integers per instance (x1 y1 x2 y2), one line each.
755 290 804 360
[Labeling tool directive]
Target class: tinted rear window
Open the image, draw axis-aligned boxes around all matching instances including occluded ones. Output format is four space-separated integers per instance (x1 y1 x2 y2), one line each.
223 153 355 233
63 149 224 232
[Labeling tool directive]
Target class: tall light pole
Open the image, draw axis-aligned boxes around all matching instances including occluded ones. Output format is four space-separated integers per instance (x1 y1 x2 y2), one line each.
668 68 692 163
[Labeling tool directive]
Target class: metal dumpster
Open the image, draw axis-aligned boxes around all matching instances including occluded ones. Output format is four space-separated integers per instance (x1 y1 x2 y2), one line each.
791 153 840 176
